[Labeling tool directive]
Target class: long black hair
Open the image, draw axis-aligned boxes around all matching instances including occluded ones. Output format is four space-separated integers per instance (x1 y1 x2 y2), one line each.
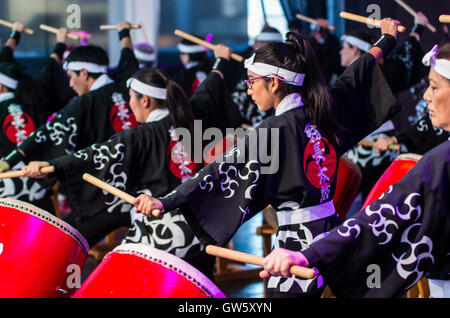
131 68 195 135
253 31 341 146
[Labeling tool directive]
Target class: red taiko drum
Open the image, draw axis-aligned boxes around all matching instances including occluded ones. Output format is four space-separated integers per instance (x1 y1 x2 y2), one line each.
362 153 422 210
0 198 89 298
333 155 362 222
73 243 226 298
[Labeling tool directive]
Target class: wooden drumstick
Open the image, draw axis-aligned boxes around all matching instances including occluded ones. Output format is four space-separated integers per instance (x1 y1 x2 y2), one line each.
296 13 336 31
394 0 436 33
358 140 401 151
99 24 142 30
40 24 79 40
340 11 407 33
174 29 244 62
82 173 161 217
0 19 34 35
205 245 317 279
440 15 450 23
0 166 55 179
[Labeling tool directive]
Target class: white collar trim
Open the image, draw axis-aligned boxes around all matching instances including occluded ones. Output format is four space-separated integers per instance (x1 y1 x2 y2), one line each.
275 93 304 116
90 74 114 92
146 108 169 123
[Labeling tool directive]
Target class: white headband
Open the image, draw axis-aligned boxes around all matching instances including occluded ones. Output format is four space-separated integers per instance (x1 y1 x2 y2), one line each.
244 54 305 86
134 49 157 62
255 32 283 43
127 77 167 100
63 61 108 74
0 72 18 90
422 45 450 80
177 43 207 54
341 35 372 52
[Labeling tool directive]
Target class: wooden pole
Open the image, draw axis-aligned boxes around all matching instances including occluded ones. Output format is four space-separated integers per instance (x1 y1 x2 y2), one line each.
439 15 450 23
0 19 34 35
205 245 317 279
99 24 142 30
40 24 79 40
358 140 401 151
174 29 244 62
340 11 406 33
0 166 55 179
296 13 336 31
394 0 436 33
82 173 161 217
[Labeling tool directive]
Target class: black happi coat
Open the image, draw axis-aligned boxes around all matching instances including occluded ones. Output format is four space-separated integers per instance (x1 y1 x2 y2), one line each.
0 94 52 211
158 52 398 295
49 116 215 278
303 141 450 297
9 81 138 165
395 114 449 155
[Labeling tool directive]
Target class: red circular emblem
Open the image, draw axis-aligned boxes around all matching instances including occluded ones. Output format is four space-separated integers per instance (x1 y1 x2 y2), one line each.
167 140 199 180
303 138 337 189
110 102 138 133
2 113 35 144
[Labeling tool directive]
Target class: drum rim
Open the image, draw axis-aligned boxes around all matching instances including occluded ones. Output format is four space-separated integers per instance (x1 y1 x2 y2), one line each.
0 198 89 255
110 243 226 298
395 153 423 162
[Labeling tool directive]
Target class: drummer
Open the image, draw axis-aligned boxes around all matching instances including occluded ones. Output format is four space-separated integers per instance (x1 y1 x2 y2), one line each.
259 41 450 298
128 18 401 298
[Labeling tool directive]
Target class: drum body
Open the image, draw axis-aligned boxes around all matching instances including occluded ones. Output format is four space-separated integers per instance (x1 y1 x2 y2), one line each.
333 156 362 221
0 198 88 298
73 243 226 298
362 153 422 209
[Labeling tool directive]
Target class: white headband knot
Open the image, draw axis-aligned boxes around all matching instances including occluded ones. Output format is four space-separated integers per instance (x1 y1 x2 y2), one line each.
244 54 305 87
422 45 450 80
127 77 167 100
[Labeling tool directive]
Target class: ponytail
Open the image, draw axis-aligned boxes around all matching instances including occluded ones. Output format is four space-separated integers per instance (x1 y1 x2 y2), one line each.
131 67 195 136
254 31 341 146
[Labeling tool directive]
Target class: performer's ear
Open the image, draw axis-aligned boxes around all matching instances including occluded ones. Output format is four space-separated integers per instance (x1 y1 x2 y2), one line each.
79 68 89 80
270 76 282 94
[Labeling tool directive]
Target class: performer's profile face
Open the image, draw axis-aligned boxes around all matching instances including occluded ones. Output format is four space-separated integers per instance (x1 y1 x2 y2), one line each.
67 69 89 96
424 68 450 132
340 41 360 67
129 88 148 123
246 70 274 112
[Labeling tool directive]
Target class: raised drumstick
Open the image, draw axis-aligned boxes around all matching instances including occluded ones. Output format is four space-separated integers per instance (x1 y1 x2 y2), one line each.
205 245 317 279
394 0 436 33
0 19 34 35
296 13 336 31
99 24 142 30
358 140 401 151
174 29 244 62
82 173 161 217
440 15 450 23
340 11 407 33
0 166 55 179
40 24 79 40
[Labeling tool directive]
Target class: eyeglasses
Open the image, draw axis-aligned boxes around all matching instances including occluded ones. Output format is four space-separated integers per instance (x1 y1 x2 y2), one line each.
245 74 284 90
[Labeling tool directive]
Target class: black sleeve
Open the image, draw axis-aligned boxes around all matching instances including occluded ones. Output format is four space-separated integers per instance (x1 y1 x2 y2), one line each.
109 47 139 82
330 53 399 155
0 46 16 63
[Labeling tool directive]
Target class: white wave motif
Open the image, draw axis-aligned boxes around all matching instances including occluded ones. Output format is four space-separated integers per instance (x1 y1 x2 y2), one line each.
42 117 78 152
218 162 239 199
199 175 214 192
392 223 434 290
277 201 300 211
103 163 128 210
396 193 421 221
337 218 361 238
377 185 393 201
365 202 399 245
74 149 89 161
92 143 125 170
